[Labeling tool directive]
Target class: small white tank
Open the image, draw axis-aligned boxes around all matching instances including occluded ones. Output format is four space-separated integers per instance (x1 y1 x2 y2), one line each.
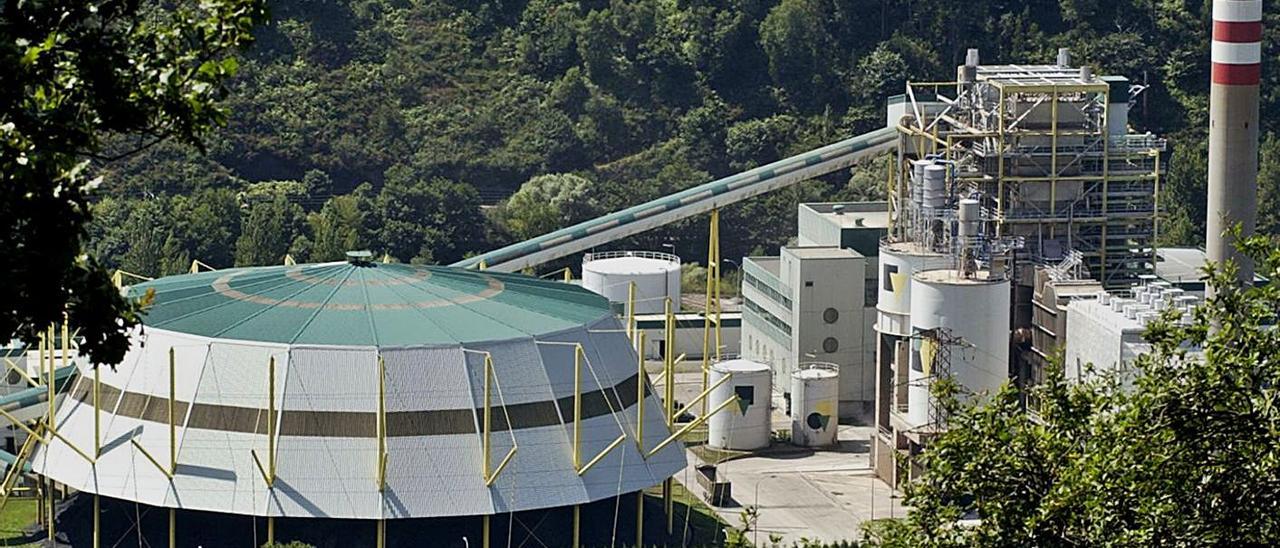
581 251 681 314
922 164 947 209
707 359 772 451
790 363 839 447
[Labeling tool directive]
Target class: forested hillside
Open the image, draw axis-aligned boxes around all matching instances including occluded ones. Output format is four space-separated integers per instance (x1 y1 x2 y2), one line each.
90 0 1280 276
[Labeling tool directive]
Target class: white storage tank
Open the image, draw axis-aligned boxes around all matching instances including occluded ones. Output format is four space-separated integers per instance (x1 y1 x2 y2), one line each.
790 363 840 447
907 269 1011 429
581 251 681 314
877 241 951 337
707 359 772 451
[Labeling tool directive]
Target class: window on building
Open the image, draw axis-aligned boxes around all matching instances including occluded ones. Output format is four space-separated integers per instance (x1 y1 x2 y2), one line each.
823 307 839 324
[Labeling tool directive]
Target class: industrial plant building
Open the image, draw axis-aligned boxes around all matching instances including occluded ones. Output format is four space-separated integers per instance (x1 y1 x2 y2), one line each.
741 202 886 419
873 49 1170 487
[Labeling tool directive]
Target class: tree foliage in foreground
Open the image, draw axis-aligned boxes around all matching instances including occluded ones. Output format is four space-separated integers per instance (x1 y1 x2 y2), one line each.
866 229 1280 546
0 0 266 364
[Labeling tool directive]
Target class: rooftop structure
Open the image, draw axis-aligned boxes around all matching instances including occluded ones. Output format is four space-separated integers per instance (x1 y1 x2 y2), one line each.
32 261 684 521
892 50 1166 288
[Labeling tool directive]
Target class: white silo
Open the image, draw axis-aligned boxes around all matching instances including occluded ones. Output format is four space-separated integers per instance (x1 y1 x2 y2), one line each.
790 363 840 447
907 269 1010 429
707 359 772 451
581 251 681 314
876 241 951 337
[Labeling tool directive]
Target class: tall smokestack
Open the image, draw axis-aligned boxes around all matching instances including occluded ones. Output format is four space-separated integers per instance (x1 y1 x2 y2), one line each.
1206 0 1262 290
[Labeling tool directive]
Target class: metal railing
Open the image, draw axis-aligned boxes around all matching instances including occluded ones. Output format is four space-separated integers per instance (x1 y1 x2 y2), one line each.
582 250 681 264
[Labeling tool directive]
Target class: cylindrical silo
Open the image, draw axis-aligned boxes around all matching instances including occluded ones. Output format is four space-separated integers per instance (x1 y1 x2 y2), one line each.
907 270 1010 429
707 359 772 451
877 241 951 337
581 251 681 314
791 363 839 447
922 164 947 211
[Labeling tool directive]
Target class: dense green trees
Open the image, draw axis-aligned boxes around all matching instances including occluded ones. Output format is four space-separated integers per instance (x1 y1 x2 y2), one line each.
1 0 267 364
62 0 1280 359
866 232 1280 545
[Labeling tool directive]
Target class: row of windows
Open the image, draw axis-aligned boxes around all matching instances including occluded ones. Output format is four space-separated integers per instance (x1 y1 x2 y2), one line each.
744 298 792 337
742 271 793 310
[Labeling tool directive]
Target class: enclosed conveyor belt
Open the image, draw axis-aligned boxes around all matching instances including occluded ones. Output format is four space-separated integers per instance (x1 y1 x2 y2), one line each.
454 126 898 272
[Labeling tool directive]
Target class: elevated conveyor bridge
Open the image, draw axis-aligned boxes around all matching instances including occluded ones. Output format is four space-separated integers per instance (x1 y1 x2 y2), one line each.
454 126 897 272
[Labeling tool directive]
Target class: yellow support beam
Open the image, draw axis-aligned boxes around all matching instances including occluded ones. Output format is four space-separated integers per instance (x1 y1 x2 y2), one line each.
572 504 580 548
268 356 276 483
481 353 518 486
378 355 387 490
646 395 738 457
700 208 721 416
130 439 173 479
570 343 629 475
2 357 38 388
626 282 637 343
636 490 644 548
169 347 176 475
671 373 733 422
635 332 646 455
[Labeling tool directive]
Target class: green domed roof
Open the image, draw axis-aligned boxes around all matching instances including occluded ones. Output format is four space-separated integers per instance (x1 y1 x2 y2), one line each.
131 261 611 346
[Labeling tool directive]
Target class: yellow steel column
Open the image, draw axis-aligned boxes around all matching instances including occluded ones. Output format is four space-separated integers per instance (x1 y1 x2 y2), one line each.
94 363 100 548
483 355 492 477
483 514 491 548
1152 152 1162 264
169 347 177 548
572 345 583 470
700 208 720 416
36 332 44 531
169 348 176 473
662 298 675 534
1100 90 1111 282
377 355 387 548
636 491 644 547
996 87 1006 229
267 356 276 545
636 332 645 453
626 281 637 344
1050 88 1059 224
572 504 581 548
46 324 54 544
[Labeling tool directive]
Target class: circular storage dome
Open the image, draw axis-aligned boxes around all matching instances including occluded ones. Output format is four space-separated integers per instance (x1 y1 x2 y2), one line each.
33 261 686 520
707 359 771 451
581 251 681 314
791 363 839 447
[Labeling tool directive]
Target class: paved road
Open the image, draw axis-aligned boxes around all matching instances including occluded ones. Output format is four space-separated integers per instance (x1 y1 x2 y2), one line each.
657 372 907 545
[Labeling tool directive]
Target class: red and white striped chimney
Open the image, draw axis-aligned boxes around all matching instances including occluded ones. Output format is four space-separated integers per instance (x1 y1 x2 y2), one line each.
1206 0 1262 289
